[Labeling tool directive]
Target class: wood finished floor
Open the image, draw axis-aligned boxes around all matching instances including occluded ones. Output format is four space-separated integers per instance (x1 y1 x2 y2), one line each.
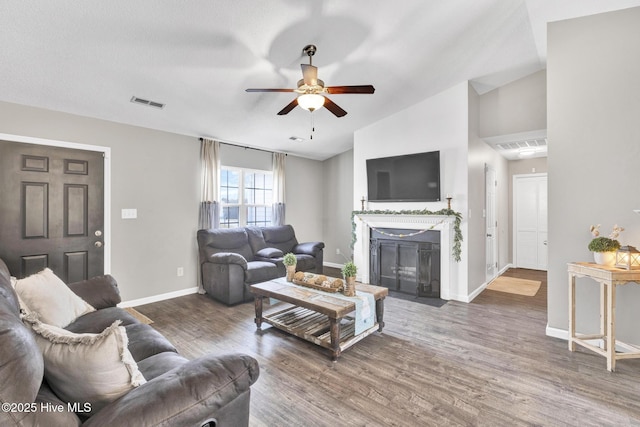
136 269 640 426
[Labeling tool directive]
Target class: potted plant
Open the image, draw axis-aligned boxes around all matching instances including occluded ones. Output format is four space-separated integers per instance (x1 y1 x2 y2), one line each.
588 224 623 266
341 261 357 296
283 253 297 282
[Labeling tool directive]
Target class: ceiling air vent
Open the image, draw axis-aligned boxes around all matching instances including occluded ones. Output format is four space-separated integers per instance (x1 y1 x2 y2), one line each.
495 138 547 151
289 136 304 142
130 96 165 110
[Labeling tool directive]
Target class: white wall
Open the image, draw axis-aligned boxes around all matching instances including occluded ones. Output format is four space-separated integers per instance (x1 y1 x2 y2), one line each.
0 100 325 302
548 7 640 342
354 82 469 299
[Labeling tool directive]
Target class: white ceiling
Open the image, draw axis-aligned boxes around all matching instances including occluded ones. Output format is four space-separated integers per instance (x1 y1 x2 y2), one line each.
1 1 639 160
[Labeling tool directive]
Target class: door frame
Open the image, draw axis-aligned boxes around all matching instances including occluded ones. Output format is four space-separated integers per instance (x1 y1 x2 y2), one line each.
512 172 547 270
485 164 498 282
0 132 111 274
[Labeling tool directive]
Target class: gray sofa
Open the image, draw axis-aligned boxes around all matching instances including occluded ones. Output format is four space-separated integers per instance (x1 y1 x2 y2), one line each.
0 257 259 427
197 225 324 305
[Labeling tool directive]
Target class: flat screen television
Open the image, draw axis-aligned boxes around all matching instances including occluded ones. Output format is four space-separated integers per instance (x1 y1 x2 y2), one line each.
366 151 440 202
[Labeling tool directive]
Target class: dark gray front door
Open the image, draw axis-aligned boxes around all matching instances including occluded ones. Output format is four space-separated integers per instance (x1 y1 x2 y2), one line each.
0 140 104 281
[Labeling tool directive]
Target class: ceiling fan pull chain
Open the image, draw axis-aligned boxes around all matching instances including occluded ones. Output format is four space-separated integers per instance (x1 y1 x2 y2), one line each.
310 113 315 140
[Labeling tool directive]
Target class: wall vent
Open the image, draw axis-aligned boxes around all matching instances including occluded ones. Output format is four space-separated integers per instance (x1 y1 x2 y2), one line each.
130 96 165 109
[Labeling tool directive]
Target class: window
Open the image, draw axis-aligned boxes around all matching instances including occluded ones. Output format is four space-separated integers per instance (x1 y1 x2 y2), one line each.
220 167 273 228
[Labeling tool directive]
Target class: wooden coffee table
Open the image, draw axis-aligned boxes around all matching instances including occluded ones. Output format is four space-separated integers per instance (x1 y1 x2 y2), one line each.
251 277 388 360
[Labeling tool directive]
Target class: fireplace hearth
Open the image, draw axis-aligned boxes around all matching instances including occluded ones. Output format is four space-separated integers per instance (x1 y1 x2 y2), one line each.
369 228 441 298
353 213 456 300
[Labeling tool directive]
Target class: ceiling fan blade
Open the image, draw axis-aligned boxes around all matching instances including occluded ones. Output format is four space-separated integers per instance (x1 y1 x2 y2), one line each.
246 88 295 93
323 97 347 117
277 98 299 115
325 85 375 94
301 64 318 86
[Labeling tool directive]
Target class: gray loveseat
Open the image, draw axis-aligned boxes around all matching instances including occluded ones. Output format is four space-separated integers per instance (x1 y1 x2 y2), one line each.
0 257 260 426
197 225 324 305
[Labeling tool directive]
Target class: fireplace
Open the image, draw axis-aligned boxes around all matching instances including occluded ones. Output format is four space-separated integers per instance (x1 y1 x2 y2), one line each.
352 214 456 300
369 228 441 298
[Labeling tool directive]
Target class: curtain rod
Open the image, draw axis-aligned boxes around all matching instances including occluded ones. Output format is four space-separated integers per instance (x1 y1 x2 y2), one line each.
198 138 286 156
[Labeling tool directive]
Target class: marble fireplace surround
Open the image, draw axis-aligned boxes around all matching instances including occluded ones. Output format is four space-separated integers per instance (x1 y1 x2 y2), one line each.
353 214 456 300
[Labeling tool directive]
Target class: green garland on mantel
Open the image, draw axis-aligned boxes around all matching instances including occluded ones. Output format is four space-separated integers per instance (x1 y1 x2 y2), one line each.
350 209 463 262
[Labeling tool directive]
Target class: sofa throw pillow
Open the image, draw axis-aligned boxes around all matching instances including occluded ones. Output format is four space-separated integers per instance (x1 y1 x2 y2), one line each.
15 268 95 327
255 247 284 258
22 313 146 415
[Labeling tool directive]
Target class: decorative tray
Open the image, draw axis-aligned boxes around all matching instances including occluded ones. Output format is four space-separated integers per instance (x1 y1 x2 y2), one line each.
292 272 344 293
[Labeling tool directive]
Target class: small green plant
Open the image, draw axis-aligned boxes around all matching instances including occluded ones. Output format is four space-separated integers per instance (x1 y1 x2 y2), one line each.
588 237 621 253
341 261 357 278
588 224 623 252
283 253 297 266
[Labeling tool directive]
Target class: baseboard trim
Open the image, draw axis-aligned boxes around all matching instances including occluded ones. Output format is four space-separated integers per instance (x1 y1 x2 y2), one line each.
464 264 515 303
119 286 199 308
546 325 568 340
323 261 344 269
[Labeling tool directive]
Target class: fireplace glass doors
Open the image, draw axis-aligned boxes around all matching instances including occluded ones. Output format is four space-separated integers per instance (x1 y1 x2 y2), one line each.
369 228 441 298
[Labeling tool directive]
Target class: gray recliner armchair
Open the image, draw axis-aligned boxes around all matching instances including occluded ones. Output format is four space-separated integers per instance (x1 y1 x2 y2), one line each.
197 225 324 305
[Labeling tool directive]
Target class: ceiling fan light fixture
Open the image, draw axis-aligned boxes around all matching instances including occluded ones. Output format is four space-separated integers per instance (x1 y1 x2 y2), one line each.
297 93 325 112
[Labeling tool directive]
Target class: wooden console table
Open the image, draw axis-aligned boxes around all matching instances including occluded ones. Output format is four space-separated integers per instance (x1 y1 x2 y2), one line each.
568 262 640 371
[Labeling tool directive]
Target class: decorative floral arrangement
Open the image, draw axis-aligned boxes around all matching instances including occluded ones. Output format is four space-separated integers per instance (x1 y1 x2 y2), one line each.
341 261 357 278
588 224 624 253
351 209 463 262
282 253 297 266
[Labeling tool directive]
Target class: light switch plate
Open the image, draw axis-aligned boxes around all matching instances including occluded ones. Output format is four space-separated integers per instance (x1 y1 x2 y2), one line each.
121 208 137 219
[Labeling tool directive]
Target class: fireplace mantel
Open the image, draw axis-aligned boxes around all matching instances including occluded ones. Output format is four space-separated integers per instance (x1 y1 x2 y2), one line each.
353 214 456 300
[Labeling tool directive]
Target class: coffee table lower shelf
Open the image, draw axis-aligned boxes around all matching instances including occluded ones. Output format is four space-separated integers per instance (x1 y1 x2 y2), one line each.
262 304 380 357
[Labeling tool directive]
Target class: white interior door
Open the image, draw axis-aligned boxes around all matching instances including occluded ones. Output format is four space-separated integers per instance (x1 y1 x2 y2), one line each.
514 174 548 270
485 165 497 281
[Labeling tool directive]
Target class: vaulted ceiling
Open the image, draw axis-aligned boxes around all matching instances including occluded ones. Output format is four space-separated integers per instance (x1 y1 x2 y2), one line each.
1 1 639 160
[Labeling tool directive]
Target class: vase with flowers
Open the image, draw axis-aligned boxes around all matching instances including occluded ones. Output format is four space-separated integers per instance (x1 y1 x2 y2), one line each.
588 224 623 266
283 253 297 282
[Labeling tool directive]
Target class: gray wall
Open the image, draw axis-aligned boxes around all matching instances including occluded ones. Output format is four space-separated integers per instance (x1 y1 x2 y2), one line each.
284 155 325 244
548 7 640 342
468 84 510 293
477 68 548 268
0 100 200 302
321 149 354 265
479 69 546 138
0 100 325 302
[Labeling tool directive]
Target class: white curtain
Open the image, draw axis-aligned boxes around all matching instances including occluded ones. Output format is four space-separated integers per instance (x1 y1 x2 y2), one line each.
272 152 286 226
198 138 220 294
199 139 220 230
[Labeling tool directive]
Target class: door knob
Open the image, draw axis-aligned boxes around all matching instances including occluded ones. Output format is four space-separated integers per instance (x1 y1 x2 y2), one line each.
94 241 103 248
543 240 548 245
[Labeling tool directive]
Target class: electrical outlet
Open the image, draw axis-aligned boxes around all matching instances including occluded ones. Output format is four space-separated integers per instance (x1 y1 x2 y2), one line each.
121 208 137 219
336 248 341 255
177 267 184 277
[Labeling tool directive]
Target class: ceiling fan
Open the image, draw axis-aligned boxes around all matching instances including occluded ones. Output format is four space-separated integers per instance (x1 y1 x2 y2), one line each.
246 44 375 118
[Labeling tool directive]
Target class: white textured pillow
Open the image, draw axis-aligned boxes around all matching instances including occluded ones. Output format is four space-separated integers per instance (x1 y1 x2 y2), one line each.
15 268 94 327
22 313 146 414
